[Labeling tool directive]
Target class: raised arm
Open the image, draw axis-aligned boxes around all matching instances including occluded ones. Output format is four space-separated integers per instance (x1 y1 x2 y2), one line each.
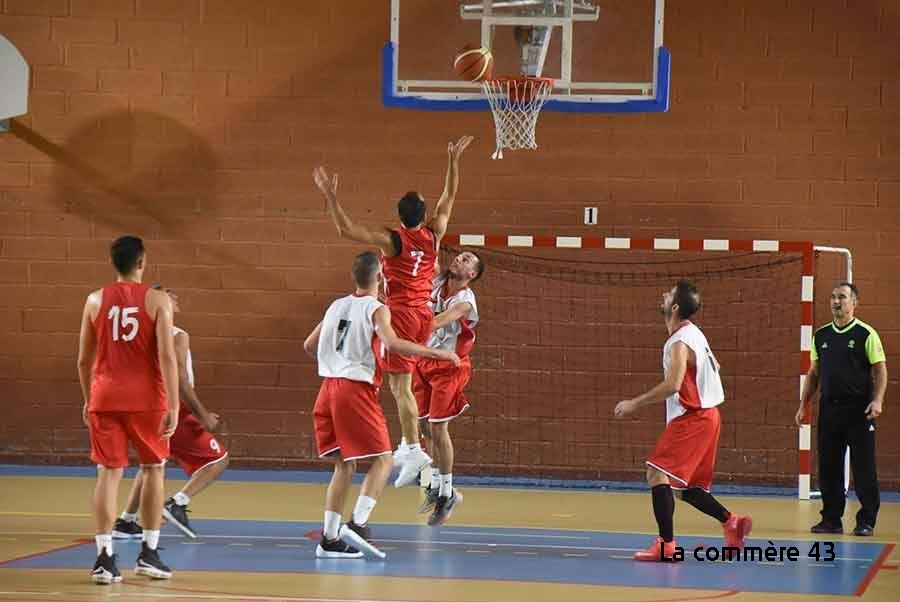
373 307 460 366
428 135 474 240
614 342 689 418
312 166 396 256
77 290 101 425
431 302 473 332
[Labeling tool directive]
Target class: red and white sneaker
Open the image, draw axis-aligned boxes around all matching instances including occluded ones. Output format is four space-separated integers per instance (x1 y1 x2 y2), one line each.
723 513 753 549
634 536 677 562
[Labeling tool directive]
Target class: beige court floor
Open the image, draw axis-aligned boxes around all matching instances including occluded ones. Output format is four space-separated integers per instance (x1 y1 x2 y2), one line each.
0 474 897 601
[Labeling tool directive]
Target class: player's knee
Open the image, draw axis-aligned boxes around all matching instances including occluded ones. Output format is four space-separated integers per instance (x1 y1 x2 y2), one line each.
373 453 394 471
336 458 357 474
431 422 449 440
646 466 667 486
388 374 413 398
679 487 699 503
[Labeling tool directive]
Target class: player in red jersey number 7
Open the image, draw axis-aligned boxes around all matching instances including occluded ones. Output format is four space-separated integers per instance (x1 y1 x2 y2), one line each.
312 135 473 488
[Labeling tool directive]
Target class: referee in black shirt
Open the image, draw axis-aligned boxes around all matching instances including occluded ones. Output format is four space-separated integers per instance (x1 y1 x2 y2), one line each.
795 282 887 536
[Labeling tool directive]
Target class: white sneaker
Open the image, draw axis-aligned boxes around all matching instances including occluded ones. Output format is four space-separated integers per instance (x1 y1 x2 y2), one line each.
392 443 410 463
394 448 432 488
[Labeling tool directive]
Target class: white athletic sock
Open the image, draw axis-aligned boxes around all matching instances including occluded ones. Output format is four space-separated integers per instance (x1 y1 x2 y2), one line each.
173 491 191 506
143 529 160 550
406 442 422 453
352 495 377 526
119 511 137 523
95 534 113 556
430 468 441 490
324 511 341 540
440 474 453 497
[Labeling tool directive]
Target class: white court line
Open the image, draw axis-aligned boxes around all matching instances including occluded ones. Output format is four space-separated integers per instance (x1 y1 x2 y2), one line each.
1 528 881 565
110 593 409 602
444 530 589 540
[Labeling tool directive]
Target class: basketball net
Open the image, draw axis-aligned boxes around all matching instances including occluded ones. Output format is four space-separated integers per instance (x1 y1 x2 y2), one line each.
482 76 553 160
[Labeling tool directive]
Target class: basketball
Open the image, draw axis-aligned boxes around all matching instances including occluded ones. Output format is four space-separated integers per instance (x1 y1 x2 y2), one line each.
453 45 494 82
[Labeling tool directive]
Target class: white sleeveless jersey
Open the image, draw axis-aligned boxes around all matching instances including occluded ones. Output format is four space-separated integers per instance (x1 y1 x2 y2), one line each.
427 273 478 357
172 326 194 386
663 322 724 424
316 294 384 384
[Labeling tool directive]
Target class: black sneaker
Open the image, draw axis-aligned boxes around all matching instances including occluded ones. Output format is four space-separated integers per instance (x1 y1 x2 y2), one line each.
417 486 440 514
135 543 172 579
162 498 197 539
91 550 122 585
315 536 363 559
112 518 142 540
344 520 371 542
811 520 843 534
853 523 874 536
428 489 463 527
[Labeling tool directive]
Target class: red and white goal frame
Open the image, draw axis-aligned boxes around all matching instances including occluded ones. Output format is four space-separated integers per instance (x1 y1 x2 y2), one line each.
443 233 851 499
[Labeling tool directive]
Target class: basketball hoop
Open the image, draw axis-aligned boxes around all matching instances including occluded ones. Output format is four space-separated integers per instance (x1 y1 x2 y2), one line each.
482 76 553 160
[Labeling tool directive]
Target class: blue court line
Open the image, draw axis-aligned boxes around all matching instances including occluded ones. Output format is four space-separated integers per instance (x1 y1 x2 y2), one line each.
0 519 888 596
2 464 898 500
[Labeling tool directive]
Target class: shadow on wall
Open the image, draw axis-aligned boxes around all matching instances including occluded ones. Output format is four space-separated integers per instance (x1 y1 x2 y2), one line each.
14 111 217 234
12 110 282 288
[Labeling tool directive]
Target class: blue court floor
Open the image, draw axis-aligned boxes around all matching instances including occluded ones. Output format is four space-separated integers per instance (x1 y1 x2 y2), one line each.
1 518 891 596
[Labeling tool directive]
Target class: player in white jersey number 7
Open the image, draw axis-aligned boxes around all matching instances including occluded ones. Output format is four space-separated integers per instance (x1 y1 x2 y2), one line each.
303 252 460 559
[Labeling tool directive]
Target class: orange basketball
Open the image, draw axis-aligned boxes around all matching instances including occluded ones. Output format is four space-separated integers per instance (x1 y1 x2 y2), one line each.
453 45 494 82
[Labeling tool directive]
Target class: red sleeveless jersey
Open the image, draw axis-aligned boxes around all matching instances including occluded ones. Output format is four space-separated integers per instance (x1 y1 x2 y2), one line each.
89 282 167 413
381 226 438 308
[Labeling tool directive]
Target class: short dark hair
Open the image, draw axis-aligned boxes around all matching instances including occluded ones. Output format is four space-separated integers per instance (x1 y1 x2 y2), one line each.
673 280 701 319
397 191 426 228
836 281 859 298
110 235 144 275
352 251 381 288
470 251 485 282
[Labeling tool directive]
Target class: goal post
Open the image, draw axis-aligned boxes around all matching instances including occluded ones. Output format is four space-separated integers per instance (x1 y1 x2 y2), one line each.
440 232 816 494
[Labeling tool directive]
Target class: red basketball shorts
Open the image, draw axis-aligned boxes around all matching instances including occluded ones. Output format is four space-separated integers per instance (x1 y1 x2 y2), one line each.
169 412 228 476
646 407 721 491
88 410 169 468
384 305 433 373
313 378 392 461
414 357 472 422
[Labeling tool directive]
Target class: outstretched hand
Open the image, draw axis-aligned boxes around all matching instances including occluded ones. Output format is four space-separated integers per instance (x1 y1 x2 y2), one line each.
448 135 474 161
312 166 339 199
614 399 639 419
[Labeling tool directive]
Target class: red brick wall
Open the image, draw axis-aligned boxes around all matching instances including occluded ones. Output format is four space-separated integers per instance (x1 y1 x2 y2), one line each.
0 0 897 487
